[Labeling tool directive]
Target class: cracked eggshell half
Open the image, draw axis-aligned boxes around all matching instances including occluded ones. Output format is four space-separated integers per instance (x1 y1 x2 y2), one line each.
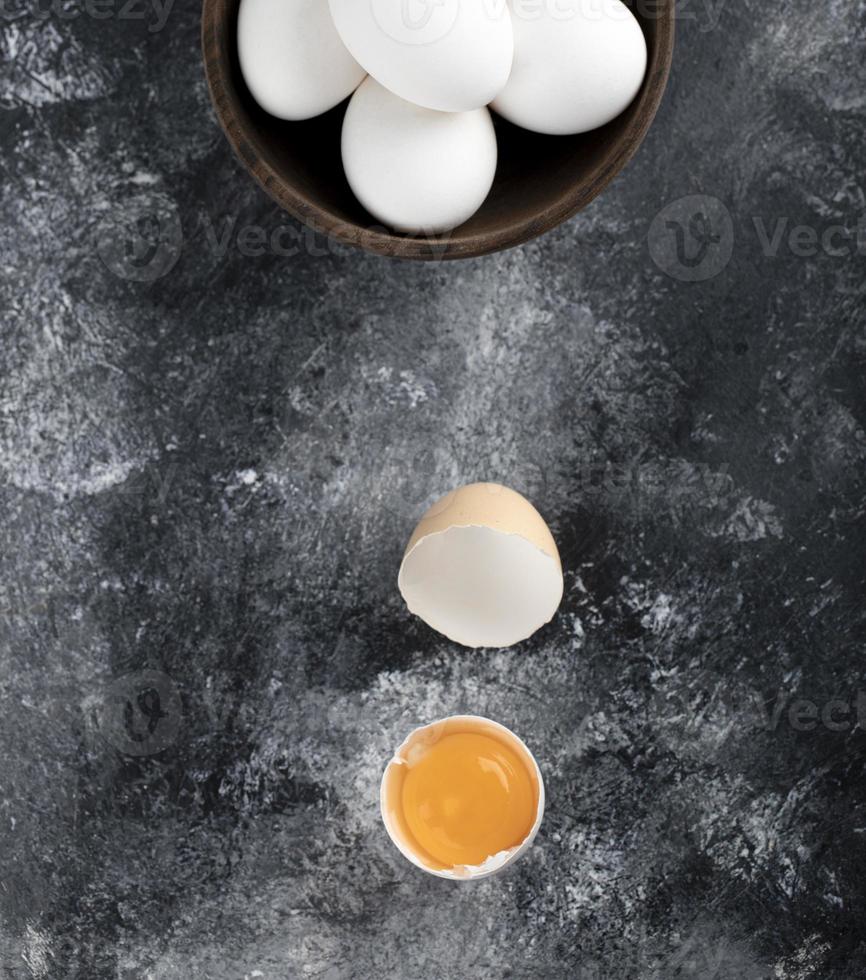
380 715 545 880
397 483 563 648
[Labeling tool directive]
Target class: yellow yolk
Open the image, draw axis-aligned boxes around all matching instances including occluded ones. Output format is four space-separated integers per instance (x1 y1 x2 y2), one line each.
400 731 537 869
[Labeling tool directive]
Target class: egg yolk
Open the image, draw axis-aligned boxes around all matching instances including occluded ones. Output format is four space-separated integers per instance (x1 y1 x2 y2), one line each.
400 731 536 869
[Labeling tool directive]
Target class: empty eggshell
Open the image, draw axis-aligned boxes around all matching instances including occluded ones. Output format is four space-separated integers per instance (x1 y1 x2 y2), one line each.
492 0 647 135
328 0 513 113
398 483 564 648
237 0 365 121
341 78 497 235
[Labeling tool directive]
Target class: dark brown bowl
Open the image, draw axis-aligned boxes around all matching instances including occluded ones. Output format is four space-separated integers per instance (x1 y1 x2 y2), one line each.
202 1 674 260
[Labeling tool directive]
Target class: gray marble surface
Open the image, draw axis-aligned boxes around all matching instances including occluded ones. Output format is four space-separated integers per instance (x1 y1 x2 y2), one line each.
1 0 865 977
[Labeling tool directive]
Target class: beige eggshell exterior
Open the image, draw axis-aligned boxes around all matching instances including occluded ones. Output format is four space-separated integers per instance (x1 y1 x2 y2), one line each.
402 482 561 569
380 714 545 880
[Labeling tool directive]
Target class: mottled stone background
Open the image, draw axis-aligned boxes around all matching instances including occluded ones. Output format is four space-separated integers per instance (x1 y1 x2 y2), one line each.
1 0 865 977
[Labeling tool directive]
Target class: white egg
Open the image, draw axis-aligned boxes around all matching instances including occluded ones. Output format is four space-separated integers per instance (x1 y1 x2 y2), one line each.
328 0 513 113
492 0 647 135
341 78 497 235
237 0 365 121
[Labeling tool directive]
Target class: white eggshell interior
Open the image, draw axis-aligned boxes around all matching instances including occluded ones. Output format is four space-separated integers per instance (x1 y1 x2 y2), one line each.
341 78 497 235
328 0 513 113
238 0 365 121
398 525 564 649
492 0 647 135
